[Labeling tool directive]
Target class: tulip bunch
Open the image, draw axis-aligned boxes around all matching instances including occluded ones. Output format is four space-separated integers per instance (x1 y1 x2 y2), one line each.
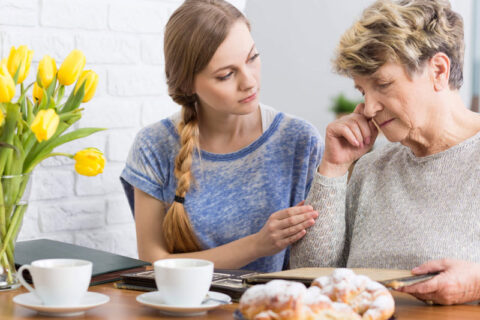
0 45 105 287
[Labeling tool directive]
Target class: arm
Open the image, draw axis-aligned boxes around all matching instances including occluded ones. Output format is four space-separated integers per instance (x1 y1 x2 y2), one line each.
291 104 378 268
134 187 318 268
290 172 348 267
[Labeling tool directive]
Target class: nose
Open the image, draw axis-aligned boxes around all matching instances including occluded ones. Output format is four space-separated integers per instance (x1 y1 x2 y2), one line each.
363 92 382 118
238 67 256 92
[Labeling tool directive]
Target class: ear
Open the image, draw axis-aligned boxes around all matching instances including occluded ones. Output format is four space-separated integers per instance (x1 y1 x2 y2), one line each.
429 52 450 91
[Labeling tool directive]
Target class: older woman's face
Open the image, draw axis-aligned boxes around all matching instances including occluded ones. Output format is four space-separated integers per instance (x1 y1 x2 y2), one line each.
353 62 433 143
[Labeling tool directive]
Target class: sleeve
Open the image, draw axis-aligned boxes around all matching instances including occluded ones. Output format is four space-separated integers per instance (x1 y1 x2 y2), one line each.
290 171 348 268
120 126 171 215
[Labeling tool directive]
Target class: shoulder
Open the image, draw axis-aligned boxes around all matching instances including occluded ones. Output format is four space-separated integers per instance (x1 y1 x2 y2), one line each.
133 118 178 148
272 108 323 142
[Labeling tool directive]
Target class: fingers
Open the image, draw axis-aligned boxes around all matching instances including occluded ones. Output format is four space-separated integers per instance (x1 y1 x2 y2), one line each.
330 114 374 148
273 205 316 221
353 103 365 114
400 276 439 295
295 200 305 206
412 259 449 275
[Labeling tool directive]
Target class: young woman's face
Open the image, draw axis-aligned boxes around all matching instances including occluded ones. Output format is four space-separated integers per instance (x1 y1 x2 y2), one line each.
193 21 261 116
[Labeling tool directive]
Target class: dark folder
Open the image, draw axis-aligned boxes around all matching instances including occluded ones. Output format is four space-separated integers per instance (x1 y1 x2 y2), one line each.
15 239 151 285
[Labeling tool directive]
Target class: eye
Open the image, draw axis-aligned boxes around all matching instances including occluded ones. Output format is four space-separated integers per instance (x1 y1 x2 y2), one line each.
249 53 260 62
217 71 234 81
377 81 392 89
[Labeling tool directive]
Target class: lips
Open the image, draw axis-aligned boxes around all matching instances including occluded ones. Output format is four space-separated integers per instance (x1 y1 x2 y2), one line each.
239 92 257 103
379 118 395 127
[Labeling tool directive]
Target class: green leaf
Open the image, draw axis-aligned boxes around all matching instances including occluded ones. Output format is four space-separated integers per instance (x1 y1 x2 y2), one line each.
23 127 106 173
61 81 85 114
26 98 34 125
0 104 21 176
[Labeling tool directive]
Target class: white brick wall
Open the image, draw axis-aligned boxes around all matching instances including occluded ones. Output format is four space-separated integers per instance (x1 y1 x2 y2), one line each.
0 0 246 258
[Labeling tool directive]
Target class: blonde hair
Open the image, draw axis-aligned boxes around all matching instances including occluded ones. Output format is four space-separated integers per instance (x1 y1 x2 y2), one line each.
334 0 464 89
163 0 249 253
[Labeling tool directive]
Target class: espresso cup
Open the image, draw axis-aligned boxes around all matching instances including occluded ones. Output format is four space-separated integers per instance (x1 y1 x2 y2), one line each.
18 259 92 306
154 258 213 306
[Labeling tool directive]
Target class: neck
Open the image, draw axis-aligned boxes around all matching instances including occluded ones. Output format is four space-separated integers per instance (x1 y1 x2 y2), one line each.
403 93 480 157
197 105 262 153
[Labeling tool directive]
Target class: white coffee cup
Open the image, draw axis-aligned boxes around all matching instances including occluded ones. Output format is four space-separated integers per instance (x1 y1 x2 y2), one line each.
18 259 92 306
154 258 213 306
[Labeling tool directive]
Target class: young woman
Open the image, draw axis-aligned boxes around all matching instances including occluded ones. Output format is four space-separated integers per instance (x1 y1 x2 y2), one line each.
120 0 323 272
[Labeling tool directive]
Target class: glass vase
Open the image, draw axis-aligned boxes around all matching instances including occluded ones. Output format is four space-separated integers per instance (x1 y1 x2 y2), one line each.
0 173 31 291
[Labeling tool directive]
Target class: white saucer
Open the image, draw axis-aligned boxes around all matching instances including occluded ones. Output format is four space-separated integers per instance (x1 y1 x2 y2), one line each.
136 291 231 316
13 291 110 317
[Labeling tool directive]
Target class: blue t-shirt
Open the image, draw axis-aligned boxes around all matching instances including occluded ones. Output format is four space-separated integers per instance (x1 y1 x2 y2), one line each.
120 107 323 272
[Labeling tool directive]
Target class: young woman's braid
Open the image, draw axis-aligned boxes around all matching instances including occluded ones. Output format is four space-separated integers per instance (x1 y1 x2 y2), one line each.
163 103 202 253
162 0 248 253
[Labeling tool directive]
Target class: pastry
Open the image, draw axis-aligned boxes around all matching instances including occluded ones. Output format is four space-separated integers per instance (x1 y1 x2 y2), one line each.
239 269 394 320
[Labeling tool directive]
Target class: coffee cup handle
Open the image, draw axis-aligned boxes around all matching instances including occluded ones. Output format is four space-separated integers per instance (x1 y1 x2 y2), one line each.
17 265 36 294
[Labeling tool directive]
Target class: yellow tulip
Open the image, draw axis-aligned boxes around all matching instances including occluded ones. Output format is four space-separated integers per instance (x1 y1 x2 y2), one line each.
73 148 105 176
74 70 98 102
57 49 86 86
7 45 33 84
37 55 57 88
33 82 43 103
30 109 60 142
0 58 15 102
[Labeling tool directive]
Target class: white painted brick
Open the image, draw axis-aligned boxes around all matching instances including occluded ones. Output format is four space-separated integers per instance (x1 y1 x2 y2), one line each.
75 231 115 253
30 169 75 201
107 129 136 162
0 0 37 27
141 98 179 126
41 0 107 30
108 66 167 96
37 233 75 244
38 200 106 233
109 2 167 34
108 224 138 257
79 97 141 129
75 163 124 196
76 33 141 64
3 31 75 63
75 224 139 257
106 196 133 225
141 35 164 65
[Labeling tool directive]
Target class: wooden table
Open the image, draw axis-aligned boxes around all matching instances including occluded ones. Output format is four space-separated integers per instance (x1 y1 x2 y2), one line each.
0 283 478 319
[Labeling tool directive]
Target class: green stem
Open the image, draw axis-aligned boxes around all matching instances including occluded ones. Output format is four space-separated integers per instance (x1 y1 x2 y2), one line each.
24 153 74 174
1 252 13 283
0 204 27 261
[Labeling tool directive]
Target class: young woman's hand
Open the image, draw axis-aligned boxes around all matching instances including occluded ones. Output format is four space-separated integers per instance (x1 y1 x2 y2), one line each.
399 259 480 305
319 103 378 177
254 202 318 257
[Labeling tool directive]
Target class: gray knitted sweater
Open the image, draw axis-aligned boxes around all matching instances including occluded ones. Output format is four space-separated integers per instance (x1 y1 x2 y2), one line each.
291 131 480 269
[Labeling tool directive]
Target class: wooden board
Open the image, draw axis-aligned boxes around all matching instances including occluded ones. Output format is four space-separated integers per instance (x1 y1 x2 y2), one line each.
247 268 413 282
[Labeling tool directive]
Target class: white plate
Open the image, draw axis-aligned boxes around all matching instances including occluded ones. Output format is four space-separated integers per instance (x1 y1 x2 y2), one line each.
136 291 231 316
13 291 110 317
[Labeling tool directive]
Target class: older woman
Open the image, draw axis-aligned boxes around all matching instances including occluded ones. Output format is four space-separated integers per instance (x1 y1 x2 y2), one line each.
291 0 480 305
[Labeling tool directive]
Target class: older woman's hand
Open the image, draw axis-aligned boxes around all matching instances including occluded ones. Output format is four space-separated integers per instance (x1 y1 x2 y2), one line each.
318 103 378 177
399 259 480 305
